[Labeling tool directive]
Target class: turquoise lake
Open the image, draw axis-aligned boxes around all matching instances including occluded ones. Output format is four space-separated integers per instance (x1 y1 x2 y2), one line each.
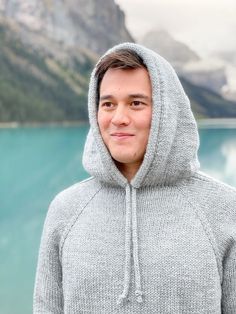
0 125 236 314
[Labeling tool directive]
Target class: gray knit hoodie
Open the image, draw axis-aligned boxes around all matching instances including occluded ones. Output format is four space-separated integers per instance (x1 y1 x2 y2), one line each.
33 43 236 314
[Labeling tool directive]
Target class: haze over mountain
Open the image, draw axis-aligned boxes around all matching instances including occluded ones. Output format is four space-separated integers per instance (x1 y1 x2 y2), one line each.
115 0 236 57
141 29 236 102
141 29 200 67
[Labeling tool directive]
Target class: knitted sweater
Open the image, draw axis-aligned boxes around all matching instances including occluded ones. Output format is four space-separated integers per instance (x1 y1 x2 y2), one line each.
33 43 236 313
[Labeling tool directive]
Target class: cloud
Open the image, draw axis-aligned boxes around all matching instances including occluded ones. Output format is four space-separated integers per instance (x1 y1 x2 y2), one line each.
221 140 236 179
116 0 236 55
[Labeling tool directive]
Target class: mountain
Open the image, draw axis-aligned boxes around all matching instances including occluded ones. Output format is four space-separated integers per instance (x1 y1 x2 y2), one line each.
140 29 236 102
0 18 96 122
0 0 133 55
0 3 236 123
141 29 200 68
0 0 134 123
180 77 236 119
180 58 227 95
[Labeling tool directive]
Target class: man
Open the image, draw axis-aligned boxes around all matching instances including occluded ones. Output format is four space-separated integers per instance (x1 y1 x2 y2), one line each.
34 43 236 313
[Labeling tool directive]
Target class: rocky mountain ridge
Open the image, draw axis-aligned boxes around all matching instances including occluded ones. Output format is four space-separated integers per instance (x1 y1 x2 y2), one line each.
0 1 236 122
0 19 94 122
0 0 133 55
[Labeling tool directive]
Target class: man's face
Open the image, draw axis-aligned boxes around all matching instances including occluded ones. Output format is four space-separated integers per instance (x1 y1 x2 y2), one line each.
97 67 152 170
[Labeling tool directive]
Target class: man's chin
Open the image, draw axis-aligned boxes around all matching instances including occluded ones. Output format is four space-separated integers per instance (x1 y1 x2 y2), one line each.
113 157 143 167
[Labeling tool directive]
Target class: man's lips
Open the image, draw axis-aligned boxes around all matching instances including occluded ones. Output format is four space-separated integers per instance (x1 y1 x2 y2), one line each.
110 132 134 138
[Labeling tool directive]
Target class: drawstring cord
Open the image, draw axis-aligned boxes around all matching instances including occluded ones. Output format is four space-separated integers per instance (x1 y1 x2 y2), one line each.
117 185 132 305
131 187 143 303
117 185 143 305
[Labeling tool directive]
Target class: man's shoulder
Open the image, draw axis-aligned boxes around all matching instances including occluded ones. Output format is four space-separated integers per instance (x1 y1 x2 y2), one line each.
46 177 102 225
54 176 101 203
191 170 236 197
185 170 236 217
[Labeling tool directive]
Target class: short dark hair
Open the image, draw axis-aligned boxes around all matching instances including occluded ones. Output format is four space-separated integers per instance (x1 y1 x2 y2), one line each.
95 49 146 98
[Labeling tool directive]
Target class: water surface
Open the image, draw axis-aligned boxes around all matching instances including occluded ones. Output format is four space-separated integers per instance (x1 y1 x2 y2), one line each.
0 125 236 314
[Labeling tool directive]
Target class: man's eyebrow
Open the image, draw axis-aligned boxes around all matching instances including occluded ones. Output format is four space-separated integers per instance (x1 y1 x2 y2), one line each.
99 95 113 101
99 94 151 101
128 94 150 100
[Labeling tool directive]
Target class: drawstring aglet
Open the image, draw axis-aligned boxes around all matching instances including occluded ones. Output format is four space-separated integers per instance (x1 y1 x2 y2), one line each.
117 294 128 305
135 290 143 303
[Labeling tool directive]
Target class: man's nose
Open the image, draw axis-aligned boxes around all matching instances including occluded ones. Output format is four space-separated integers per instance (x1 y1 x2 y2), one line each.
111 105 130 126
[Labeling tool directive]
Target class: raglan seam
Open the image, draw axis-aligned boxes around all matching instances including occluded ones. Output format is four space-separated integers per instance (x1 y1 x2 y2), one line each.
59 185 103 260
190 174 236 218
177 186 223 283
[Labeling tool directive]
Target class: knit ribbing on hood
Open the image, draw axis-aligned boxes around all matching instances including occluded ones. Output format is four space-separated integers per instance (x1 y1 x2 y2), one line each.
82 42 200 188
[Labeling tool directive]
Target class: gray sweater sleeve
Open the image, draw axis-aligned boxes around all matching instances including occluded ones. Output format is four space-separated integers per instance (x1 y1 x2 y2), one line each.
181 176 236 313
221 204 236 313
33 179 100 313
33 196 65 314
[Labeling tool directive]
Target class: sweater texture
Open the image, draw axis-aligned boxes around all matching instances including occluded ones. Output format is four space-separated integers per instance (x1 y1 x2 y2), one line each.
33 43 236 313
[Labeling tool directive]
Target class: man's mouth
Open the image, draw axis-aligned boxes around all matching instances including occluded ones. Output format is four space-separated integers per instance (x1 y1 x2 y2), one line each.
110 132 134 139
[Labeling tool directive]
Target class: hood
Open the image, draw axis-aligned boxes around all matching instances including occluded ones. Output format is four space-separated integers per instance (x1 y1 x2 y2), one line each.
82 42 200 306
83 42 200 188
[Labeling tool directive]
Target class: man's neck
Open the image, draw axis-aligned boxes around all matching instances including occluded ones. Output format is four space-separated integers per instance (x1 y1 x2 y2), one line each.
115 161 141 182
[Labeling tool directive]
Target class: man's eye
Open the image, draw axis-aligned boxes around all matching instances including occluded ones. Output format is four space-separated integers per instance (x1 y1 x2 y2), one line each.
101 102 113 108
131 101 143 107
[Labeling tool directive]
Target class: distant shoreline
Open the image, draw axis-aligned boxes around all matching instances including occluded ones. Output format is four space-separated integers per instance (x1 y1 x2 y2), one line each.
1 118 236 129
0 120 88 128
197 118 236 128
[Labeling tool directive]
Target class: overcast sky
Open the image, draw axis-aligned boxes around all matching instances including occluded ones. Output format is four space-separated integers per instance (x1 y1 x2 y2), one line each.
115 0 236 57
